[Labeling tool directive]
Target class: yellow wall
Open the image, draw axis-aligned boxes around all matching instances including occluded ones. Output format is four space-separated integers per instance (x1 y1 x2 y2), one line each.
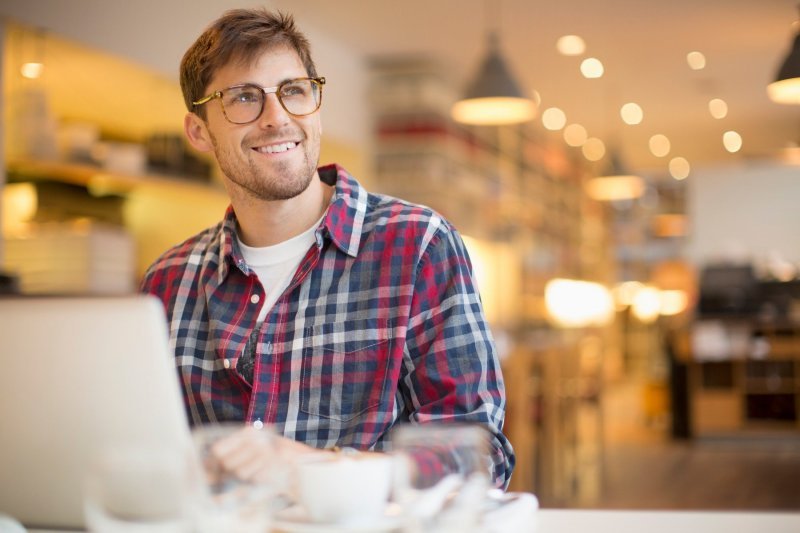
3 22 184 150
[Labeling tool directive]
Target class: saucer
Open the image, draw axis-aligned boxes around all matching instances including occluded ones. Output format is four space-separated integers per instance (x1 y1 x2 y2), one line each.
272 505 403 533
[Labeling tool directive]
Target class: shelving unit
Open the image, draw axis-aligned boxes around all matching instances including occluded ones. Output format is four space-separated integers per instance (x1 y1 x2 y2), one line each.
367 58 613 503
367 58 604 318
3 158 231 284
689 319 800 435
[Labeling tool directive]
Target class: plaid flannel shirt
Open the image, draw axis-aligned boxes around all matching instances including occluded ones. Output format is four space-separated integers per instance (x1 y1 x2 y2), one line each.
140 164 515 487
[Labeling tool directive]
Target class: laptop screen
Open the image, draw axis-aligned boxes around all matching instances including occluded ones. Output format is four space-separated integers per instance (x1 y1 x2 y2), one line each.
0 295 191 529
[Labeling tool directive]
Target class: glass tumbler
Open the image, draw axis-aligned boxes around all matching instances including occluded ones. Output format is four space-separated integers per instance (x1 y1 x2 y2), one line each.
390 423 493 533
190 422 282 533
83 445 193 533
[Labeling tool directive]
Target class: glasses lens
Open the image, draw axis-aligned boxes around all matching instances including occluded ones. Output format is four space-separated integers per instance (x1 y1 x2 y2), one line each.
222 85 264 124
279 79 321 116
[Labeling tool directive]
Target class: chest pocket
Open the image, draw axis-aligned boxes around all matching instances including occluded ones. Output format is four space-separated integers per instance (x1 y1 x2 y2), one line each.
300 319 392 422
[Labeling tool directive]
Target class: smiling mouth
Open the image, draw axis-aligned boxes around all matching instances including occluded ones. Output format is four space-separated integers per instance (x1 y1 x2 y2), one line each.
253 141 299 154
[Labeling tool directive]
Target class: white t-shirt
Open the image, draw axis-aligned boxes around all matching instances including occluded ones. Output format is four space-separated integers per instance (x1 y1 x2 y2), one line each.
237 215 323 322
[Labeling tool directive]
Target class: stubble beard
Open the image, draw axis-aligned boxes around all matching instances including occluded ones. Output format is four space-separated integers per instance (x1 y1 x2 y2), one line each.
210 131 318 202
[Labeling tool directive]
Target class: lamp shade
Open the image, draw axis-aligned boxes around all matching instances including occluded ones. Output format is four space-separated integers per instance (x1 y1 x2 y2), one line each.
768 29 800 104
584 150 645 201
451 34 536 125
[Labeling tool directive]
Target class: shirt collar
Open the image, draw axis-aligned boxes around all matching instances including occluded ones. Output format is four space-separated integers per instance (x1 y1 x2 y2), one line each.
216 163 366 283
318 163 367 259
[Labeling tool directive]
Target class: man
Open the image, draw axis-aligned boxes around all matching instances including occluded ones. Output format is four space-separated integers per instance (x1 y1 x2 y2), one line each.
141 8 515 488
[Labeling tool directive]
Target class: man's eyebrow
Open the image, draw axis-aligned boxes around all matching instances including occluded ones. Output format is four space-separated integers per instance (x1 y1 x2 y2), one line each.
228 76 305 89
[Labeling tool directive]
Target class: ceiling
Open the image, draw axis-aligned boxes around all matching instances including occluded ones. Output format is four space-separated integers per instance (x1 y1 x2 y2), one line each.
2 0 799 176
270 0 800 173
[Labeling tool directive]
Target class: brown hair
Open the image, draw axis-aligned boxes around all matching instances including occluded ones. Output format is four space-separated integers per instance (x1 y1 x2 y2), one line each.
180 8 317 117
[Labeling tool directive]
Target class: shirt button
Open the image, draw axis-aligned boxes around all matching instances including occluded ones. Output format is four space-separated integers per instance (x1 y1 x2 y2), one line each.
250 294 260 304
223 359 231 369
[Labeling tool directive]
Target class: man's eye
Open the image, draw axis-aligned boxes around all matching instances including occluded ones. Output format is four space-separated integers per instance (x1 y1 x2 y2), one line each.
281 83 308 97
227 90 261 105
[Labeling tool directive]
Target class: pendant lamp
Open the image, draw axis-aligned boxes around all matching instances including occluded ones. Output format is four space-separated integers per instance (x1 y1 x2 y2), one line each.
584 150 644 202
451 31 537 125
768 6 800 104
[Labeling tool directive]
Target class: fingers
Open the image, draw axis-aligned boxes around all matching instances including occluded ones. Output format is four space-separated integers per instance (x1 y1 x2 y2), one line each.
275 436 325 458
205 428 329 487
210 427 271 481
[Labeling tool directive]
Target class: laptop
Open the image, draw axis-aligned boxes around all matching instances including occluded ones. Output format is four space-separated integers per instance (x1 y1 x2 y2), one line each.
0 295 192 530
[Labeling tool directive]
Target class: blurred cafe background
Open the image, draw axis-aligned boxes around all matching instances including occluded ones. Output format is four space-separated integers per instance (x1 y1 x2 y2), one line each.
2 0 800 511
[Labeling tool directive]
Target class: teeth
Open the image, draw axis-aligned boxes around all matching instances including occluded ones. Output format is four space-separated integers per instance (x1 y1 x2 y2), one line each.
257 142 297 154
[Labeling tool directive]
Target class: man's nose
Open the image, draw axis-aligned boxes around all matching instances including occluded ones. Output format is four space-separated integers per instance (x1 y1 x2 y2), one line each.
257 93 290 128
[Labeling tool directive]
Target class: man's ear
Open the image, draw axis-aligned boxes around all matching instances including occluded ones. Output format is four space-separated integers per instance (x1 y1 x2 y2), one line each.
184 112 214 153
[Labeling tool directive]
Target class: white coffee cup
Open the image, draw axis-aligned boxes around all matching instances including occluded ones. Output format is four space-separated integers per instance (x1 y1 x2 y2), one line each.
296 452 393 524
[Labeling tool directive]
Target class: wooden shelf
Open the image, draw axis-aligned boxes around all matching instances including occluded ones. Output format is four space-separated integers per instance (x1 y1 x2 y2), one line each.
6 159 223 196
745 387 797 395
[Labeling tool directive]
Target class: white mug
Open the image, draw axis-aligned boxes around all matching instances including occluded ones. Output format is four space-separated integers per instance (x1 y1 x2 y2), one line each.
296 452 393 524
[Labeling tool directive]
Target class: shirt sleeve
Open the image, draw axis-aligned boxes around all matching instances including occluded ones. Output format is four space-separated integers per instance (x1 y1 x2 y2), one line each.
402 222 516 489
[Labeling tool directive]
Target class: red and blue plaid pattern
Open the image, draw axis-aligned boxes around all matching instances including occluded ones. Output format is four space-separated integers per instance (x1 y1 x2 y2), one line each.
140 164 515 488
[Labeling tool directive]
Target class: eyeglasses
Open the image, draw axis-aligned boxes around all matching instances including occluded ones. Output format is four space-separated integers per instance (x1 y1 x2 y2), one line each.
192 77 326 124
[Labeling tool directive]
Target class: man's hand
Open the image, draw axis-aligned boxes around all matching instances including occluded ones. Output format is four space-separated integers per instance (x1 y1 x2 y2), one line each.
205 425 330 492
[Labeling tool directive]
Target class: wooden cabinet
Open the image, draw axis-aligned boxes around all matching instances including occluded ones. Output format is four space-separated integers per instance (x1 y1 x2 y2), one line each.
688 320 800 436
504 332 604 506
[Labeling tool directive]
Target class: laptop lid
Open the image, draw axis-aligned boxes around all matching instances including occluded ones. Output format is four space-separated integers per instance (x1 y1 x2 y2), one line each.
0 295 191 530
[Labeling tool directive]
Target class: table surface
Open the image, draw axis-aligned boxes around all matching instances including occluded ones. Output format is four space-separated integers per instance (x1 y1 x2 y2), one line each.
27 508 800 533
534 509 800 533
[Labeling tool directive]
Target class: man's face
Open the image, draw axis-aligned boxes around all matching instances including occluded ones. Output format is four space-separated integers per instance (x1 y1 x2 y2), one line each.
194 46 322 201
